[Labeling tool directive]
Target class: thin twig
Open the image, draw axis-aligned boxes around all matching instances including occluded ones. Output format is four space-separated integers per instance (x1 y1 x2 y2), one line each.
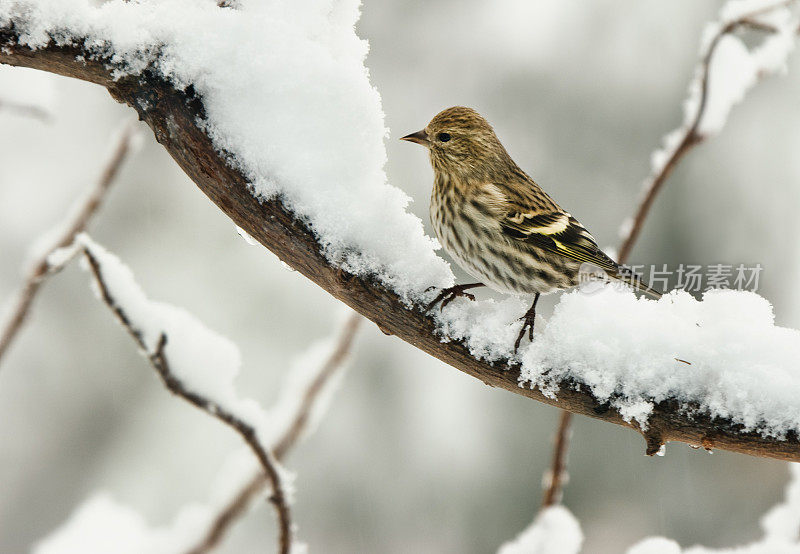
82 247 295 554
617 1 795 264
543 0 798 510
187 312 363 554
273 312 363 459
0 120 136 365
187 474 267 554
541 411 572 508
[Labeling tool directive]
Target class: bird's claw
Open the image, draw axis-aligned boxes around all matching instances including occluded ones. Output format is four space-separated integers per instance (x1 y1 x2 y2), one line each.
426 284 479 312
514 312 536 353
514 293 540 353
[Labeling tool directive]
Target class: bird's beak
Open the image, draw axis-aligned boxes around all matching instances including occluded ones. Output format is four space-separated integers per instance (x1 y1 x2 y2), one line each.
400 129 430 147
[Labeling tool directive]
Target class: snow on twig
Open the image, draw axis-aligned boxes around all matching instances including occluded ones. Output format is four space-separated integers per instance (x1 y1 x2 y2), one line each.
78 237 294 554
0 119 139 365
34 302 362 554
187 311 363 554
617 0 799 264
497 505 583 554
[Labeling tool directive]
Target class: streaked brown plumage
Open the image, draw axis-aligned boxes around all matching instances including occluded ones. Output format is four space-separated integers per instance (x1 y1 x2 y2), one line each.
402 106 660 350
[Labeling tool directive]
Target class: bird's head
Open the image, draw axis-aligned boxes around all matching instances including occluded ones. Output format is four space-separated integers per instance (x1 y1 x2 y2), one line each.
401 106 513 179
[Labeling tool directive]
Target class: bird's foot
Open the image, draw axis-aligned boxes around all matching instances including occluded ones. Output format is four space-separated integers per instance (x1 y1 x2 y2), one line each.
425 283 483 311
514 293 541 353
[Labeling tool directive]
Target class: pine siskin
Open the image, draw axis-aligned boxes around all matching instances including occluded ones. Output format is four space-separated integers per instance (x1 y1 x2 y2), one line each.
402 106 661 351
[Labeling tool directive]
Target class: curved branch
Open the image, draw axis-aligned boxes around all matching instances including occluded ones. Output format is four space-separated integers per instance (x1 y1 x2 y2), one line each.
82 246 293 554
3 30 800 462
617 2 795 263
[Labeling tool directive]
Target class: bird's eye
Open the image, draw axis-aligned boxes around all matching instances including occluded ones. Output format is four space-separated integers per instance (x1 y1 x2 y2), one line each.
437 132 451 142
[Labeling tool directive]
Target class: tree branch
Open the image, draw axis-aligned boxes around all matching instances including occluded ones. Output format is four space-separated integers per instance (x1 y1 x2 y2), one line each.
81 246 294 554
541 411 572 508
0 120 136 364
541 1 798 507
187 312 362 554
617 2 796 263
3 29 800 462
272 313 363 460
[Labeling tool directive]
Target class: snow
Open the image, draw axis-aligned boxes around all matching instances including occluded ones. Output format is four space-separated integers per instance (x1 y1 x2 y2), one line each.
34 451 263 554
646 0 797 178
34 482 307 554
699 34 758 135
721 0 792 22
44 242 79 271
70 235 310 550
77 234 275 439
235 225 259 246
0 0 452 303
438 283 800 438
699 6 797 135
762 464 800 544
5 0 800 440
497 506 583 554
494 464 800 554
627 538 684 554
34 493 175 554
627 463 800 553
517 288 800 437
30 479 275 554
33 292 357 553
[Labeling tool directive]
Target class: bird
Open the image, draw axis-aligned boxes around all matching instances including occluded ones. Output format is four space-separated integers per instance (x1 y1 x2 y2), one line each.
401 106 661 351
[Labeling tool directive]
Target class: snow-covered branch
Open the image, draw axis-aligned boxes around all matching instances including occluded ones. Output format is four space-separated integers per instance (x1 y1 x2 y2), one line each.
188 312 362 554
3 1 800 464
617 0 799 263
79 238 294 554
0 119 138 364
33 294 361 554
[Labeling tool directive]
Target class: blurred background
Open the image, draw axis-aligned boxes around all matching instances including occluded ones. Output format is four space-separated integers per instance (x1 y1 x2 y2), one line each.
1 1 799 552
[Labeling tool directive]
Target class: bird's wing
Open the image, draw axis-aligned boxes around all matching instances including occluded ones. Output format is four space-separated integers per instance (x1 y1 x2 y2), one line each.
500 207 619 273
479 182 660 297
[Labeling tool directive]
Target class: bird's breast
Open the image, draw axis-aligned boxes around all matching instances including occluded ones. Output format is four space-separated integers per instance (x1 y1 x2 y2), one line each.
430 182 576 295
